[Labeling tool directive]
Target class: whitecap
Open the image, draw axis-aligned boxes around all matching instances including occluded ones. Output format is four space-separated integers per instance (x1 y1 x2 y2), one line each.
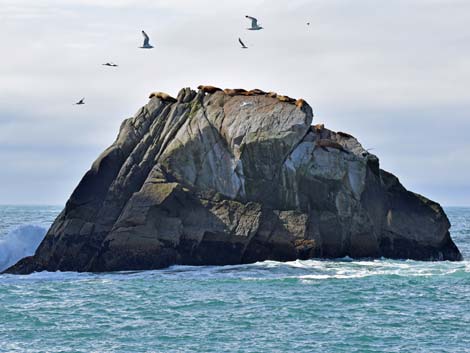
0 224 47 272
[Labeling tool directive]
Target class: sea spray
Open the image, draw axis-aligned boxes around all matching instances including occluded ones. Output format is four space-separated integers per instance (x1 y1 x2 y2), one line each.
0 225 47 272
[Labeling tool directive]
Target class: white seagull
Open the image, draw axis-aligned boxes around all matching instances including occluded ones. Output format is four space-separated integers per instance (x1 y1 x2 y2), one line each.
245 16 263 30
238 38 248 49
140 30 154 49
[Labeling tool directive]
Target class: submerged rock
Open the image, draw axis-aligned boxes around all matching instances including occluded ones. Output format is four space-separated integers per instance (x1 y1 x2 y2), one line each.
5 87 462 273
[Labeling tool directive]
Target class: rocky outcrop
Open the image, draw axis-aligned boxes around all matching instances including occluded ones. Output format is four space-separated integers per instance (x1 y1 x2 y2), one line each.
5 87 462 274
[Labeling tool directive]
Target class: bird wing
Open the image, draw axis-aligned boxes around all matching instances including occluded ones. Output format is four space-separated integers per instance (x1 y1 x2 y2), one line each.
77 98 84 104
142 30 150 46
238 38 246 48
246 16 258 27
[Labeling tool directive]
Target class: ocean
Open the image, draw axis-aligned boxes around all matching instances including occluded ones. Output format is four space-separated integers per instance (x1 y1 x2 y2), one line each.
0 205 469 353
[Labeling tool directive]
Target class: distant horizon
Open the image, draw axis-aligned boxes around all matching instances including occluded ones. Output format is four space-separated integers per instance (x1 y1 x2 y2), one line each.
1 203 470 208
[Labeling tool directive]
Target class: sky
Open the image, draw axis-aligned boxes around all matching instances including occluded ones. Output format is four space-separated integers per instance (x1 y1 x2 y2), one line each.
0 0 469 206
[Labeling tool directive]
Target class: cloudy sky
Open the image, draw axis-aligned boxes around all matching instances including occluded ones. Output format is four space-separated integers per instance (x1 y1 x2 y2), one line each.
0 0 469 206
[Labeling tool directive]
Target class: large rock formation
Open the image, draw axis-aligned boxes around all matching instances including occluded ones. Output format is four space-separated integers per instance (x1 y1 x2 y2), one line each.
5 87 462 273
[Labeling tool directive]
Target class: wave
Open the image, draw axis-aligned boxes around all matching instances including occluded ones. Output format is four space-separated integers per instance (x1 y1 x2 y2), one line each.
0 225 47 272
1 259 469 283
1 241 468 281
161 258 470 281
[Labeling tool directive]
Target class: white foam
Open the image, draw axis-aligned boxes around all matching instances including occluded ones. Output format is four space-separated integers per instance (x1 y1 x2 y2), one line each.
0 230 468 280
0 225 47 272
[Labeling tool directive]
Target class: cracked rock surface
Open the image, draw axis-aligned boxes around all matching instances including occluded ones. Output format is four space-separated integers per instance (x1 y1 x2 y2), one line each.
5 88 462 273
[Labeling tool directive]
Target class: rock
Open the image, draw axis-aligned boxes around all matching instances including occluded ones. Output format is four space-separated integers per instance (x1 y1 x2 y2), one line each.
4 88 462 274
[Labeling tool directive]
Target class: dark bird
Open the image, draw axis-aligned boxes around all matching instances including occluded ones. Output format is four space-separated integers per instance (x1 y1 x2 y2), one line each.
245 15 263 30
75 98 85 105
238 38 248 49
102 62 118 67
140 30 154 49
307 22 310 26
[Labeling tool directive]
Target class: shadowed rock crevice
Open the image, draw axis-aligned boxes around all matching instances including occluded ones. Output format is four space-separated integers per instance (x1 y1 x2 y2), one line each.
4 87 462 274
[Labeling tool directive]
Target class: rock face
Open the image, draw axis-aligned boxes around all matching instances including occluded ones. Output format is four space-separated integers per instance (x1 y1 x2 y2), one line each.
5 87 462 273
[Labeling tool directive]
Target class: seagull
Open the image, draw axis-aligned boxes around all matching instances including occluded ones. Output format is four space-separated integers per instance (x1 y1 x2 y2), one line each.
238 38 248 49
240 101 253 108
75 98 85 105
102 62 118 67
245 16 263 30
140 30 154 49
307 22 310 26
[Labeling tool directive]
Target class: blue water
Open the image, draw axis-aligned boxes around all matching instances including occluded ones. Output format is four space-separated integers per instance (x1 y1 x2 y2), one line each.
0 206 469 353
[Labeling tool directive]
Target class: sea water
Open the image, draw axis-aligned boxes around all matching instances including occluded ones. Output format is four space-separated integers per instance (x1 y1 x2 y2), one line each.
0 205 469 353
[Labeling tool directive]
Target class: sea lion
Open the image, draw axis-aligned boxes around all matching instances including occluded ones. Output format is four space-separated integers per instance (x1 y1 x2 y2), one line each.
244 89 266 96
223 88 248 96
277 95 296 104
267 91 278 98
295 98 307 109
311 123 324 133
315 139 348 153
223 88 235 95
148 91 177 103
337 131 354 139
197 85 223 94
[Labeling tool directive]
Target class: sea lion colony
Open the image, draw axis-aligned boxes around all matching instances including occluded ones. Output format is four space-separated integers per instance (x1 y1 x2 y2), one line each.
150 85 306 110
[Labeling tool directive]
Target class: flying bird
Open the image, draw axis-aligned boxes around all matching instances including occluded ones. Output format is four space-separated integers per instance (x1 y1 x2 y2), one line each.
140 30 154 49
307 22 310 26
245 16 263 30
102 62 118 67
238 38 248 49
75 98 85 105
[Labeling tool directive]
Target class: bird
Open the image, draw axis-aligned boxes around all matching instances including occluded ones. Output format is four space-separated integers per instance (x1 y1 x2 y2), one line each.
245 16 263 30
140 30 154 49
307 22 310 26
102 62 118 67
75 98 85 105
240 101 253 108
238 38 248 49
